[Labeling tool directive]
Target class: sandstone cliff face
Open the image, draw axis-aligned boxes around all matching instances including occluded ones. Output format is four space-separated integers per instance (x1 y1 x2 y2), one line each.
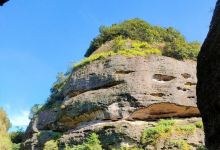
22 55 201 149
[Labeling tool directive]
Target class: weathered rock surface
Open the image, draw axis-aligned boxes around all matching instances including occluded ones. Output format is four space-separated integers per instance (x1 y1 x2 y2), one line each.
61 55 198 128
22 54 200 149
197 0 220 149
59 118 204 150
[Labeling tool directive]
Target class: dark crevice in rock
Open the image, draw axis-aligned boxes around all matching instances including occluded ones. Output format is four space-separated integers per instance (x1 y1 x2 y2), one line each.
118 93 142 107
153 74 176 81
177 87 190 91
115 70 135 74
181 73 191 79
89 73 96 76
150 93 165 97
187 96 195 99
68 81 125 98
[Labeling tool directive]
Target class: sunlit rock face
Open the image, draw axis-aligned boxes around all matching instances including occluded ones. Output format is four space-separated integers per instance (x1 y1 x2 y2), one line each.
22 54 199 149
197 0 220 149
60 55 198 129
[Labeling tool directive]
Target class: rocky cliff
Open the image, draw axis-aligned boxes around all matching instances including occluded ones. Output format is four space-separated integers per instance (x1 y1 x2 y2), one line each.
22 54 204 150
22 19 204 150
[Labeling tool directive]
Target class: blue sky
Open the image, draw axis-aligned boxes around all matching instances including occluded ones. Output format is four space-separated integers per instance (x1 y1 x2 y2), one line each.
0 0 217 130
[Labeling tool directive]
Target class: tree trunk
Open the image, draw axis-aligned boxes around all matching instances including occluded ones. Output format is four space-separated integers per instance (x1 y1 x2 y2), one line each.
197 0 220 149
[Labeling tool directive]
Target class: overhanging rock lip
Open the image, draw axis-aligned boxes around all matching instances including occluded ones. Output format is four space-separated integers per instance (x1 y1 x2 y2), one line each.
128 102 200 121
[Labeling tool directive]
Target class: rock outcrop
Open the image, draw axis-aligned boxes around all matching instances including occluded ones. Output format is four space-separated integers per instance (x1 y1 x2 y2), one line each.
0 0 8 6
22 54 202 149
197 0 220 149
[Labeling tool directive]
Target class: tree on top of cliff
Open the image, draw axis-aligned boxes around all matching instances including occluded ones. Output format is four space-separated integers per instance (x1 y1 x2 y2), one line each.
85 18 200 60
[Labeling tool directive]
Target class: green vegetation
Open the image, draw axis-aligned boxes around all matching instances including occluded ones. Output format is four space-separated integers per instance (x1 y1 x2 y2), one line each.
170 140 190 150
12 143 21 150
115 146 143 150
50 72 71 95
64 133 102 150
10 128 24 144
0 108 13 150
73 36 161 69
10 128 24 150
197 145 208 150
29 104 43 119
195 121 204 129
44 140 58 150
176 124 196 135
74 48 161 69
85 18 200 60
141 119 199 148
141 119 175 145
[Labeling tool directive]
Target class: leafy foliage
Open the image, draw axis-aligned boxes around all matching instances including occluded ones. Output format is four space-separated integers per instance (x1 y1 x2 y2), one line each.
176 124 196 134
29 104 43 119
10 127 25 144
141 119 175 145
65 133 102 150
0 108 13 150
12 143 21 150
195 121 204 129
141 119 198 148
44 140 58 150
74 38 161 69
85 18 200 60
51 72 70 95
116 146 143 150
170 140 190 150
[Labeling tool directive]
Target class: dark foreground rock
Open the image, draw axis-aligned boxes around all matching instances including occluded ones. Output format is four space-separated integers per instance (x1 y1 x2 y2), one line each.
0 0 8 6
197 0 220 149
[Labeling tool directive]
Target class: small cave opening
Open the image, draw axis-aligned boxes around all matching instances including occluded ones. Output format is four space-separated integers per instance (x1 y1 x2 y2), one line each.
153 74 176 81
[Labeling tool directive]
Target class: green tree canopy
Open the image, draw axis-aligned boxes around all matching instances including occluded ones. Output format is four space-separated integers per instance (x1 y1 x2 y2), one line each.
0 108 13 150
85 18 200 60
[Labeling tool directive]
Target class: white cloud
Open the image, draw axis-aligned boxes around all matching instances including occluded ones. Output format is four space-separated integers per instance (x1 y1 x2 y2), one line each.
10 111 30 126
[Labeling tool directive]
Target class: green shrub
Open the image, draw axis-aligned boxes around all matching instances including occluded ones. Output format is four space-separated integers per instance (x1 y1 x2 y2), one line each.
12 143 21 150
118 146 143 150
195 121 204 129
171 140 190 150
85 18 200 60
176 125 196 134
51 72 71 94
74 48 161 69
44 140 58 150
29 104 43 119
197 145 208 150
157 119 175 126
10 128 25 144
65 133 102 150
141 119 175 145
0 108 13 150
